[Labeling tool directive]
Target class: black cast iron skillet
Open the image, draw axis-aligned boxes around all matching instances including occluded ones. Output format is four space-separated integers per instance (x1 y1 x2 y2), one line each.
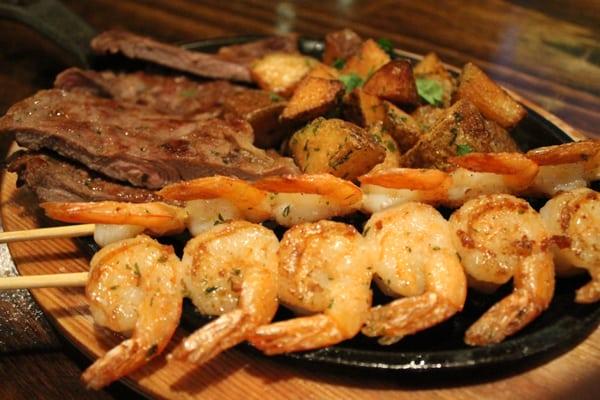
2 0 599 381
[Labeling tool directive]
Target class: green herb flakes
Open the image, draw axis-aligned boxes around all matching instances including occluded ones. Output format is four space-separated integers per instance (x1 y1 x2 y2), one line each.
180 88 197 98
332 58 346 70
415 77 444 106
205 286 219 294
456 144 473 156
338 73 364 94
376 38 395 57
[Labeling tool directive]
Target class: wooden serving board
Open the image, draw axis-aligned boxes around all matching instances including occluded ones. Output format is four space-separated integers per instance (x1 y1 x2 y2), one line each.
1 129 599 399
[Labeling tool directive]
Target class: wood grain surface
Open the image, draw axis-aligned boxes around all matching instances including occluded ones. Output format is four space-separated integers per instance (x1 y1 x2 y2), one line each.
0 0 598 398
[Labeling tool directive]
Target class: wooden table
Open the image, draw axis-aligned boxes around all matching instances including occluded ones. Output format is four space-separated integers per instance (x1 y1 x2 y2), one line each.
0 1 598 398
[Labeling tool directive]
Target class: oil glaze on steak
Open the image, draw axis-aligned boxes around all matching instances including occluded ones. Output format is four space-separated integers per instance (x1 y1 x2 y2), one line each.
0 90 298 189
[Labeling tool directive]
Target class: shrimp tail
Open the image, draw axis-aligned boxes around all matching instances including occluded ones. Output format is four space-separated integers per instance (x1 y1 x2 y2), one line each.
575 269 600 303
465 289 544 346
361 292 460 345
82 338 162 390
250 314 343 355
169 309 247 365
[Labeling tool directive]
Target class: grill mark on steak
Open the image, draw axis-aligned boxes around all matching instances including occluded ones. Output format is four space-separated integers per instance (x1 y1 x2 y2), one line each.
54 68 247 118
6 151 165 204
91 30 252 82
0 89 299 189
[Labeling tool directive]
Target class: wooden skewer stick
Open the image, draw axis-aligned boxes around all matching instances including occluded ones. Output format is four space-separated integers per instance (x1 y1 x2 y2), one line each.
0 224 96 243
0 272 89 290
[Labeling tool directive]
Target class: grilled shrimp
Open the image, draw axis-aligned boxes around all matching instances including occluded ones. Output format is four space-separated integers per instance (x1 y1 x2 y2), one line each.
253 174 362 226
449 194 554 346
250 221 372 354
169 221 279 364
540 188 600 303
360 152 539 212
158 176 271 235
526 140 600 197
41 201 188 246
82 235 183 389
361 203 466 344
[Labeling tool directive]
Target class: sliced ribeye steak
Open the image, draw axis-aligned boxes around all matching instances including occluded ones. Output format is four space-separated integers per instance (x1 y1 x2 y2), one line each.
55 68 246 118
0 90 298 189
7 151 164 204
91 30 252 82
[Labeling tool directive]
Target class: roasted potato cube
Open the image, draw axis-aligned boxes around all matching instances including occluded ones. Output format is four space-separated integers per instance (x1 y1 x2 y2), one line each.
223 89 288 148
455 62 526 128
342 39 391 80
414 52 455 107
401 99 515 169
411 105 446 132
363 60 419 106
289 117 385 179
368 122 401 172
382 101 422 152
323 29 363 66
484 119 519 152
306 63 340 80
251 52 319 96
280 77 344 124
343 88 386 127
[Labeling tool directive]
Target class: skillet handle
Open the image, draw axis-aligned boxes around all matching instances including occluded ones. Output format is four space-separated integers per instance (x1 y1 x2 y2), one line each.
0 0 96 67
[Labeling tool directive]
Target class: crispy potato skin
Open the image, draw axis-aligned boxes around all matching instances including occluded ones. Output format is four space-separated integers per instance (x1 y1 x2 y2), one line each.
414 52 455 108
280 77 344 124
323 29 363 66
401 100 517 169
289 117 385 179
343 88 386 128
251 52 319 96
455 62 526 128
342 39 391 80
382 101 422 153
363 60 419 106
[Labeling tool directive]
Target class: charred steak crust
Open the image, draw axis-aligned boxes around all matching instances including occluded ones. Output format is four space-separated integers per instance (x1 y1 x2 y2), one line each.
0 90 298 189
90 30 252 82
6 151 164 204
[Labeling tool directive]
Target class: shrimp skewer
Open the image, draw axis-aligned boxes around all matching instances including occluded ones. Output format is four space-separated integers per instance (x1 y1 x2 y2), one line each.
41 201 188 246
449 194 555 346
250 221 372 354
81 235 183 389
249 173 362 227
526 140 600 196
361 203 467 344
360 152 539 213
540 188 600 303
158 176 272 236
169 221 279 364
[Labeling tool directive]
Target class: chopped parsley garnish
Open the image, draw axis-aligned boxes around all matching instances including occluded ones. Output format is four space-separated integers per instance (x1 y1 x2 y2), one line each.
385 140 397 152
205 286 219 294
338 73 364 94
456 144 473 156
180 88 198 98
332 58 346 70
376 38 395 57
133 262 141 277
415 77 444 106
269 92 283 102
282 205 291 217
